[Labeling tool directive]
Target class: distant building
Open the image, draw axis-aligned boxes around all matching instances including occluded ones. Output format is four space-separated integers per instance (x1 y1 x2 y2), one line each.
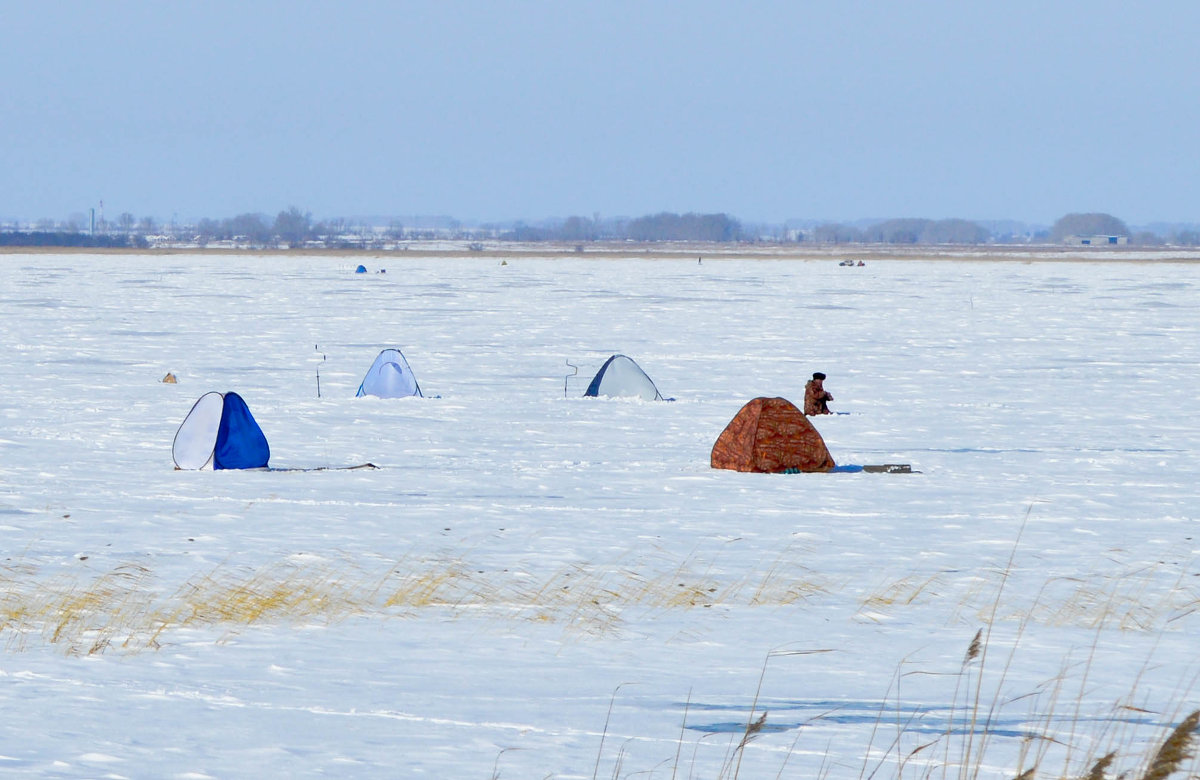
1065 234 1128 246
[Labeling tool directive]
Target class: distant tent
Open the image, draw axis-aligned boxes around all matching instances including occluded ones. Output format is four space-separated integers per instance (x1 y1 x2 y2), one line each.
357 348 423 398
172 391 270 470
584 354 663 400
710 397 835 473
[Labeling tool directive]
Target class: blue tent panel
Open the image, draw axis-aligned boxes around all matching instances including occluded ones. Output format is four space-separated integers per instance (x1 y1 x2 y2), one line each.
214 392 270 470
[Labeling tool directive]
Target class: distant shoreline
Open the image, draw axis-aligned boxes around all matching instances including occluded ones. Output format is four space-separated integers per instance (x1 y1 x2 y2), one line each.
4 242 1200 263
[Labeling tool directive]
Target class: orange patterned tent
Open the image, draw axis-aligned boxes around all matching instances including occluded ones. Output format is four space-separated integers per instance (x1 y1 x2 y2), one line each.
710 397 836 473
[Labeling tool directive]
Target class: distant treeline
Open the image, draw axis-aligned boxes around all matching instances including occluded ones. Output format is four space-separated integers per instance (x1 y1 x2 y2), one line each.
810 212 1199 246
0 209 748 247
5 209 1200 248
813 218 990 244
0 231 147 248
191 209 747 246
508 212 744 243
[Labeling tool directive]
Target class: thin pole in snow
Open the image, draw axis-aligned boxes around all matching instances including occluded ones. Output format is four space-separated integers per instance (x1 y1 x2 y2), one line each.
564 359 578 398
315 344 327 398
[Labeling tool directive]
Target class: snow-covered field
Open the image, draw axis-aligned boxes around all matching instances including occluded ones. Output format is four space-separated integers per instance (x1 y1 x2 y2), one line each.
1 251 1198 778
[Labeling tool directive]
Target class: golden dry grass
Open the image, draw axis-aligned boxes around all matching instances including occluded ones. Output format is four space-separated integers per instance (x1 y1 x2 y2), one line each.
4 549 1197 656
5 554 1199 778
0 552 828 655
1139 710 1200 780
3 544 1196 664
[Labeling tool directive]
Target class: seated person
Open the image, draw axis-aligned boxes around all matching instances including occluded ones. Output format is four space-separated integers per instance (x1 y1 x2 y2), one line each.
804 372 834 415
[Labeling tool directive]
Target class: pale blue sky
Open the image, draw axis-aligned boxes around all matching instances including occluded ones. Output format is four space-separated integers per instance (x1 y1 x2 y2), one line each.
4 1 1198 226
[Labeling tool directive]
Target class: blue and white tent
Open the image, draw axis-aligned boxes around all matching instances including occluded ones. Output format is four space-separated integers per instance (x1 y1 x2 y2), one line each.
172 391 270 470
584 354 663 401
356 348 423 398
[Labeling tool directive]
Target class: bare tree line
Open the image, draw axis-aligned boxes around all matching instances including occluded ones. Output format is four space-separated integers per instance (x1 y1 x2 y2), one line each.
3 208 1199 248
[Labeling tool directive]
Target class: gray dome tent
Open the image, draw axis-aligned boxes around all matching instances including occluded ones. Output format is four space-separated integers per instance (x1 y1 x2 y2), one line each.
584 354 663 401
357 349 423 398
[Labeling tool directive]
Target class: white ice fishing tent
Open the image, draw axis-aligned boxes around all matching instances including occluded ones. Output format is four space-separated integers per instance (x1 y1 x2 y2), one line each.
356 348 423 398
584 354 663 400
172 391 271 470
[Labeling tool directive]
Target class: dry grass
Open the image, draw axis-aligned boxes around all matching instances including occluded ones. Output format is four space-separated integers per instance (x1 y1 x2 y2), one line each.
587 636 1200 780
0 562 157 654
858 560 1200 635
573 511 1200 780
0 552 828 654
4 547 1195 659
1139 709 1200 780
858 572 948 615
5 546 1199 778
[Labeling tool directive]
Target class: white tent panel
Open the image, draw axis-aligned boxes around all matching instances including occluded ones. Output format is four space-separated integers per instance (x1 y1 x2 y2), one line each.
172 391 224 470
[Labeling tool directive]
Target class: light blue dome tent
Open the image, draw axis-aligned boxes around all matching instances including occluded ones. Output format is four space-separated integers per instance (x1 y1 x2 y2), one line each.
356 348 423 398
172 391 270 470
583 354 664 401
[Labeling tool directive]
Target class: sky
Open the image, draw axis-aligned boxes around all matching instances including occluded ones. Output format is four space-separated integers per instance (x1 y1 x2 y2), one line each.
4 1 1200 226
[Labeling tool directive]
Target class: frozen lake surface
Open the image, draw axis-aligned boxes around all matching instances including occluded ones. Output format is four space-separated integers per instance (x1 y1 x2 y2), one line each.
0 251 1198 778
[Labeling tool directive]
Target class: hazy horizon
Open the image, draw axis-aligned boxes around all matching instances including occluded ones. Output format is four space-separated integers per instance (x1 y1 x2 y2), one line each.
12 209 1200 237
